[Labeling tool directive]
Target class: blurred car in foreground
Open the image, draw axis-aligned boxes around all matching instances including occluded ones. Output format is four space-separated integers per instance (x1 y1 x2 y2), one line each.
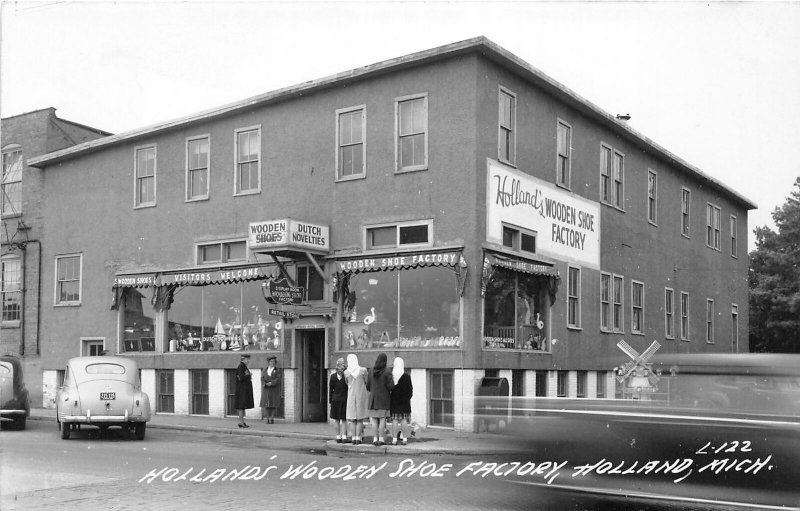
476 354 800 510
56 356 151 440
0 355 30 430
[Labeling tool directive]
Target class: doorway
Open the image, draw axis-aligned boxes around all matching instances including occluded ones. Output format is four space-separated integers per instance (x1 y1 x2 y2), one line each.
300 329 326 422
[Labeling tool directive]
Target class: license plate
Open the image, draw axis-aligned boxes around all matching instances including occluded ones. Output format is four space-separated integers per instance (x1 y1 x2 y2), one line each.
100 392 116 400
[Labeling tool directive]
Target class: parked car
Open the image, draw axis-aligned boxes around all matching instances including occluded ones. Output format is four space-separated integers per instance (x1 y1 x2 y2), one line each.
475 353 800 510
56 356 151 440
0 355 30 430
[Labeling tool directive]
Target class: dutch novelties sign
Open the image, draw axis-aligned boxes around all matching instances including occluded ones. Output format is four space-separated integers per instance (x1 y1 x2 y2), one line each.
248 219 330 255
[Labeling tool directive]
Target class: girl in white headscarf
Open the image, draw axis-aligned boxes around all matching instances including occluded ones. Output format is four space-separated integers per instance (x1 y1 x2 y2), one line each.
389 357 413 445
344 353 369 445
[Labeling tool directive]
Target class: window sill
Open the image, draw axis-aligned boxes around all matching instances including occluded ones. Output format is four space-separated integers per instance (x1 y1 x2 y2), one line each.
134 203 156 210
1 320 21 328
54 302 81 307
395 165 428 174
335 174 366 183
1 212 22 219
185 196 210 203
234 189 261 197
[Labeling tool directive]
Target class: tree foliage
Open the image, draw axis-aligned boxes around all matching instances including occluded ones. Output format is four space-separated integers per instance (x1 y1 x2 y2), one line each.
749 177 800 352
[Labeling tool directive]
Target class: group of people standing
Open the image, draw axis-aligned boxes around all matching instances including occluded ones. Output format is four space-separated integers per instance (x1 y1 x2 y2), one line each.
233 354 281 428
232 352 413 446
329 353 413 446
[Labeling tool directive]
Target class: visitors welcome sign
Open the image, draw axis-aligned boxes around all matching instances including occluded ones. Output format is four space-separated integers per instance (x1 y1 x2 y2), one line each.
486 160 601 269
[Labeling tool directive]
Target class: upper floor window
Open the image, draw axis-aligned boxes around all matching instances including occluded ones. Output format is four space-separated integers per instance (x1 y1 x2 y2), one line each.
1 255 21 322
730 215 738 258
664 287 675 339
336 106 365 180
134 145 156 208
55 254 82 306
296 264 324 301
556 120 571 188
498 88 516 165
197 239 247 265
600 273 611 331
235 127 261 195
681 188 691 237
706 299 715 343
567 266 581 328
502 224 536 254
706 203 721 250
631 280 644 334
396 95 428 172
613 275 624 332
680 291 690 341
365 220 431 250
647 170 657 225
1 146 23 217
186 136 210 201
600 144 624 209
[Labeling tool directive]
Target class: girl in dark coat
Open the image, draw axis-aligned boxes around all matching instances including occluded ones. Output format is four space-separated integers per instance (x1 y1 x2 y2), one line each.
329 357 349 442
234 354 254 428
366 353 394 446
260 356 281 423
390 356 413 445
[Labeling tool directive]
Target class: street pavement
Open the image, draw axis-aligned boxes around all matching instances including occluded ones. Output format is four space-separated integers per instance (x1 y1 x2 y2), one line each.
29 408 521 457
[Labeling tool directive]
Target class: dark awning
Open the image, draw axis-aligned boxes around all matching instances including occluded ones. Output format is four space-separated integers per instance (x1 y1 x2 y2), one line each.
483 252 559 278
113 263 279 289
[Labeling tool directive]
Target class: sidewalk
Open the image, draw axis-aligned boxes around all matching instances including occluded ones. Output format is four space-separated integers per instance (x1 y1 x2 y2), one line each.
29 408 519 457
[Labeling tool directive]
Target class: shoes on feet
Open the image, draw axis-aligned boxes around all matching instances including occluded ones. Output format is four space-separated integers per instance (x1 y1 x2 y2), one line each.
238 423 244 428
392 438 397 445
402 438 408 446
336 438 342 444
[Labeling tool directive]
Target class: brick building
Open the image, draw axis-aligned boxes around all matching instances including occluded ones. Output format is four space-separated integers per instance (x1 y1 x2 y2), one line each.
2 108 111 405
28 38 753 430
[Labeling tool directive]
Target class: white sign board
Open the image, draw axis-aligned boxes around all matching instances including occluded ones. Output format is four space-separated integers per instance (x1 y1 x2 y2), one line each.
486 160 600 269
248 219 330 255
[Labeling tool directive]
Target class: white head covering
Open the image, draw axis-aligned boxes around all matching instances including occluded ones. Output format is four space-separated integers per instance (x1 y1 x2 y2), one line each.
346 353 361 379
392 357 405 385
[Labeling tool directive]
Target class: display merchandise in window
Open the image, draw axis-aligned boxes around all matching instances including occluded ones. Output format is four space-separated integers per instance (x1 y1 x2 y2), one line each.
122 289 157 352
340 266 460 350
483 268 550 350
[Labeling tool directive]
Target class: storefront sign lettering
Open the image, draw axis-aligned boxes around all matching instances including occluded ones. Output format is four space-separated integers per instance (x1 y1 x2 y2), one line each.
114 275 155 286
248 219 330 254
169 272 213 284
266 279 304 305
337 252 459 272
268 308 299 319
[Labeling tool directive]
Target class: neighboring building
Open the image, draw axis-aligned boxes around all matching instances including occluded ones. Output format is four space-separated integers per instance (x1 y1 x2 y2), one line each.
1 108 111 405
28 38 754 430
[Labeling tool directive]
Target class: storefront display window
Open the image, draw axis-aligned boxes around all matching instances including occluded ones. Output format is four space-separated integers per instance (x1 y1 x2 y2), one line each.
341 265 460 350
483 267 550 350
122 289 157 352
166 280 283 352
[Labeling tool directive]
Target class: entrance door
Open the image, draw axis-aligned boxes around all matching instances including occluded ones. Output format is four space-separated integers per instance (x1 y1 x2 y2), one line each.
301 330 326 422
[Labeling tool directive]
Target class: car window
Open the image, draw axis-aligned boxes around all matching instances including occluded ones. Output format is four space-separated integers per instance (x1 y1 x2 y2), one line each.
0 363 11 376
85 363 126 375
63 366 72 385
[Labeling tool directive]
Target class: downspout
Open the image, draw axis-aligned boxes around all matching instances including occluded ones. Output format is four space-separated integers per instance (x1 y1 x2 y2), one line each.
19 245 26 356
33 239 42 355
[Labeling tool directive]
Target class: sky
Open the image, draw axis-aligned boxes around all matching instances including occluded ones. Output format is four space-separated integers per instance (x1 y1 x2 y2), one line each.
2 0 799 252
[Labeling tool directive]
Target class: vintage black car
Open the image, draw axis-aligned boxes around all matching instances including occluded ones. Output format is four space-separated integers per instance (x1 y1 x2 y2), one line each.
0 355 30 430
475 353 800 510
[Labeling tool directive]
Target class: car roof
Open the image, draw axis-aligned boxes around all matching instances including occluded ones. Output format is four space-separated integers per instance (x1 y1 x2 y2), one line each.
649 353 800 377
67 356 139 375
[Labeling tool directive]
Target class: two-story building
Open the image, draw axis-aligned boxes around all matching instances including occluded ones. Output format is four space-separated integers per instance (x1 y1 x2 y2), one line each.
28 38 754 431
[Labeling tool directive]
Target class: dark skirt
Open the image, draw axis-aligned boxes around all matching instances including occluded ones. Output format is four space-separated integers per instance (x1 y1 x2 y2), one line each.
330 400 347 420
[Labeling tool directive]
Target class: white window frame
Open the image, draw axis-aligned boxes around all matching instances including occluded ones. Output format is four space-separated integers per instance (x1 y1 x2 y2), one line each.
706 298 715 344
335 105 366 181
681 187 691 238
612 149 625 210
186 134 210 202
81 337 105 357
1 254 22 324
195 238 248 266
395 93 428 173
54 253 83 306
730 215 738 258
364 219 433 251
647 169 658 225
680 291 690 341
133 144 157 209
295 263 325 302
706 203 721 250
664 287 675 339
501 222 537 255
612 274 624 333
556 119 572 189
234 125 262 196
498 86 516 166
631 280 644 335
731 303 739 352
600 144 612 204
2 144 23 218
600 272 611 332
567 265 581 329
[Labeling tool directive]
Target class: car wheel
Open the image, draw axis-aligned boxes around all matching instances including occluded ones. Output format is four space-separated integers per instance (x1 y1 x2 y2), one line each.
60 421 71 440
134 422 146 440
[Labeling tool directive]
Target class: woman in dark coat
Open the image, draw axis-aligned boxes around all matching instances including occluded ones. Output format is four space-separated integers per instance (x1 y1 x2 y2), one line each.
390 356 413 445
260 356 281 423
234 354 254 428
329 357 349 442
366 353 394 446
